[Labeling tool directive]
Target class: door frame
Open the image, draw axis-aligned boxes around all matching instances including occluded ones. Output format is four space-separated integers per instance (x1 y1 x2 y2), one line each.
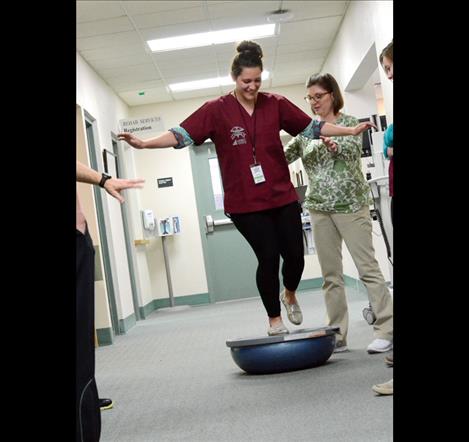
109 133 142 320
84 110 121 335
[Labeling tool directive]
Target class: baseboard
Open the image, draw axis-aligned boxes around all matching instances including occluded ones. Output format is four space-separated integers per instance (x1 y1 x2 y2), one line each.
154 292 210 309
139 292 210 319
119 313 136 333
297 277 324 291
96 327 113 346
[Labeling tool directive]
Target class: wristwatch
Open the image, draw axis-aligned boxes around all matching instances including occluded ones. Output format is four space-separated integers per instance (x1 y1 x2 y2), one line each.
99 172 112 188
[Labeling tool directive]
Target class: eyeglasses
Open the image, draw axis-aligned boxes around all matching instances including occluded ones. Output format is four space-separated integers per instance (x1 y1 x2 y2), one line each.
304 92 331 103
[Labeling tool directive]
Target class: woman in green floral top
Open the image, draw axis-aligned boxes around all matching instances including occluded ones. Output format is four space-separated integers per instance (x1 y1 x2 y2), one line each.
285 73 393 354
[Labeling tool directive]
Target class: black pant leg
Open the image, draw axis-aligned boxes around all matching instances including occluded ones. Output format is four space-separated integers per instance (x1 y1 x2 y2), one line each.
76 229 101 442
231 211 281 317
273 202 305 291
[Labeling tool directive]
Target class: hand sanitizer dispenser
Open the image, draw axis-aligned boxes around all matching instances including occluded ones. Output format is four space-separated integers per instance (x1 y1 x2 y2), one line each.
142 209 156 231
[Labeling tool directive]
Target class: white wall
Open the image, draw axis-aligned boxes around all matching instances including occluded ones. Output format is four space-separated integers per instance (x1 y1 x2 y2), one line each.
77 53 154 324
320 0 393 282
344 69 380 119
322 1 393 121
133 142 209 298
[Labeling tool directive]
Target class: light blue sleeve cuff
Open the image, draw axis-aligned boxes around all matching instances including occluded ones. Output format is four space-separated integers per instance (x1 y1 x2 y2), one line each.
169 126 194 149
383 124 393 159
299 120 325 140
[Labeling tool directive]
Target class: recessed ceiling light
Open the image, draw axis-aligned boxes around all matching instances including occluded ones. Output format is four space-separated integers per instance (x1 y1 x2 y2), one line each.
147 24 276 52
169 71 270 93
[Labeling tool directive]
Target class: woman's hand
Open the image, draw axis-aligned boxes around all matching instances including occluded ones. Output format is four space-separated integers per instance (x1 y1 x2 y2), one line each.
387 147 393 157
117 132 145 149
351 122 377 136
320 136 338 153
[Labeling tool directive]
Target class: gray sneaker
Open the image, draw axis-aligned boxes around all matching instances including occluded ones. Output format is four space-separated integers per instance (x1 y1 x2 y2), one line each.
267 321 289 336
280 290 303 325
333 340 349 353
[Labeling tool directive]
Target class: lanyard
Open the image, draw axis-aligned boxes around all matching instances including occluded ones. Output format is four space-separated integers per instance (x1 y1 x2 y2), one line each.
234 91 258 164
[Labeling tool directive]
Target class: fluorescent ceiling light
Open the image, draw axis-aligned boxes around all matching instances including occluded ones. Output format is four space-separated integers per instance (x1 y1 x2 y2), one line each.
147 24 276 52
169 71 270 93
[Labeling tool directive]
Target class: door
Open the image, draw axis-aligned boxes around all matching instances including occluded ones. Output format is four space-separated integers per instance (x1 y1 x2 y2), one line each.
85 118 120 335
190 142 258 302
104 140 141 320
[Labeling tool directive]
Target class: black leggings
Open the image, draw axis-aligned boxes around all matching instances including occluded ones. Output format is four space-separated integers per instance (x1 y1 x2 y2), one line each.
76 228 101 442
230 201 305 318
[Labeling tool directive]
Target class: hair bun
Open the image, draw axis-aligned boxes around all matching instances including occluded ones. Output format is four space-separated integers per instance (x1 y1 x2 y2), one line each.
236 40 263 59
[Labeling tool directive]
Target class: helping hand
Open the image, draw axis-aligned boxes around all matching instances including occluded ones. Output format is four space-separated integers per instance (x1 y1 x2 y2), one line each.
104 178 145 204
117 132 145 149
320 136 338 153
352 122 377 136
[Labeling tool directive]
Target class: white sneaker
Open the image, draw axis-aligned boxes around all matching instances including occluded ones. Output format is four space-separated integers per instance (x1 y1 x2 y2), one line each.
367 338 393 353
267 321 289 336
372 378 393 395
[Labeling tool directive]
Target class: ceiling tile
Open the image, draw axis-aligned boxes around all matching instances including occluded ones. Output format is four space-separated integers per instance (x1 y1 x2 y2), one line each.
90 53 151 70
281 1 348 19
114 79 166 93
122 1 205 15
77 16 134 38
77 1 124 23
131 7 207 29
79 44 148 62
98 63 158 80
77 31 142 51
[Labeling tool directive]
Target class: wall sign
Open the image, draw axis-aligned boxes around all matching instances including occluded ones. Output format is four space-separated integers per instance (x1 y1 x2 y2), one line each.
118 116 164 135
157 177 173 188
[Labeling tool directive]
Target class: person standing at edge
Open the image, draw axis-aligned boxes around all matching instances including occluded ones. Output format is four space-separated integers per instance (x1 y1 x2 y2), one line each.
373 40 394 396
76 160 144 441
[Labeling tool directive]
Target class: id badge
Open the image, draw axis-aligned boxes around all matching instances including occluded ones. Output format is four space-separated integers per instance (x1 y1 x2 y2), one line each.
250 163 266 184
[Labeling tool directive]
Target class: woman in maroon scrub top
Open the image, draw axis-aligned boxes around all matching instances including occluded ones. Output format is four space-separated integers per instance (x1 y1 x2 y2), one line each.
118 41 375 336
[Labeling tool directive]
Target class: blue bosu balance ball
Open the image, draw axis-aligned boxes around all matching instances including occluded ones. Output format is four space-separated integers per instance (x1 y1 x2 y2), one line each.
226 326 339 374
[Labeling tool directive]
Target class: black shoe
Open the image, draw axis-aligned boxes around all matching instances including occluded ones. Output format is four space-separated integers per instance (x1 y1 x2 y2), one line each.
99 398 113 411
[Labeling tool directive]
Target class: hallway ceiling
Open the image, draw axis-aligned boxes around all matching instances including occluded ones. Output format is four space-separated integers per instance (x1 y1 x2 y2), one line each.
77 1 349 106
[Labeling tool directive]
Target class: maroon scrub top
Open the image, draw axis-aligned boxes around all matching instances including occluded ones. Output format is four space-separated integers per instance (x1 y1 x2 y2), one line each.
180 92 311 214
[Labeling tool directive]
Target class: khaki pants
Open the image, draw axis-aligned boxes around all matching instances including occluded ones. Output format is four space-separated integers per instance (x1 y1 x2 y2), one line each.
309 206 393 344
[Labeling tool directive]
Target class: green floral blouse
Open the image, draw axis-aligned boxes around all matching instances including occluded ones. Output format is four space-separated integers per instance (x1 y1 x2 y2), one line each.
285 113 371 213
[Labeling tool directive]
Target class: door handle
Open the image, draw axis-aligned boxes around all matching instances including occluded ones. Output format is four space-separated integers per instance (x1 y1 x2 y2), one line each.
204 215 233 233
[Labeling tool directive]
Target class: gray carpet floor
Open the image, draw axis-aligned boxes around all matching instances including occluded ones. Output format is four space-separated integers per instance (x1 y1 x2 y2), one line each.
96 288 393 441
